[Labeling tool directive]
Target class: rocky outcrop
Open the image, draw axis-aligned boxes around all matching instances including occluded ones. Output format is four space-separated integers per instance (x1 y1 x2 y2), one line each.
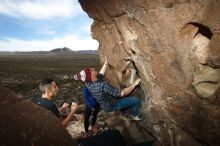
100 112 159 146
0 86 74 146
79 0 220 146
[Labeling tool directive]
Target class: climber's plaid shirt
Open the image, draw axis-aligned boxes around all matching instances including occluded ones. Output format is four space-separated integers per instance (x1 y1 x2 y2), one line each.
85 73 121 112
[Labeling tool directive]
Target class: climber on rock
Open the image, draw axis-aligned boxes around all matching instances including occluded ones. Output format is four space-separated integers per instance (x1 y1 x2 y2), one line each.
73 72 100 137
74 57 143 121
36 79 78 127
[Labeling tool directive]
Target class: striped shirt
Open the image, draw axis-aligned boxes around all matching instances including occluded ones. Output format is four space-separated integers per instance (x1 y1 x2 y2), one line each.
86 74 120 112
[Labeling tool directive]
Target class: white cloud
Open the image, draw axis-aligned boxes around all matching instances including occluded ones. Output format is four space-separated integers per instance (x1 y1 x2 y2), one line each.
0 34 99 52
0 0 81 20
81 24 92 33
0 0 97 52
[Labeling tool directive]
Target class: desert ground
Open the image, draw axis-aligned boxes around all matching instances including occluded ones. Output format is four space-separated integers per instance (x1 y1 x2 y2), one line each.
0 52 99 106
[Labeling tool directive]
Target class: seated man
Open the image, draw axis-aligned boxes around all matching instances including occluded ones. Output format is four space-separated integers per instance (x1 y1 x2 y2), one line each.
74 58 143 121
36 79 78 127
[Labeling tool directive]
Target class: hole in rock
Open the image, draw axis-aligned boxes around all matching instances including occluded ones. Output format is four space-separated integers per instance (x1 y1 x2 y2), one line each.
188 22 213 39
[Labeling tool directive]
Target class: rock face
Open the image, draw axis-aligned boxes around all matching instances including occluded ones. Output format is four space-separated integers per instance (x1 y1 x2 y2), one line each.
0 86 74 146
79 0 220 146
101 112 158 146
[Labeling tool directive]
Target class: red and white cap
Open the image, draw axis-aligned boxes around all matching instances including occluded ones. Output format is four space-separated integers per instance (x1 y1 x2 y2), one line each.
74 67 91 83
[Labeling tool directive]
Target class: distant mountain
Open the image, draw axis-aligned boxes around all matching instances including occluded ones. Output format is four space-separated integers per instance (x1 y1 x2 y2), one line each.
0 51 14 55
50 47 73 54
0 48 97 55
75 50 98 54
0 51 51 56
50 48 97 54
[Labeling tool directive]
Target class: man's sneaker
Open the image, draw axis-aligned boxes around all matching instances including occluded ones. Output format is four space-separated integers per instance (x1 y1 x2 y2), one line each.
131 115 144 121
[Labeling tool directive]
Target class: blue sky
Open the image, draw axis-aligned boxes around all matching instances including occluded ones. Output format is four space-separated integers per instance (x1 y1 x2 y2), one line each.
0 0 99 52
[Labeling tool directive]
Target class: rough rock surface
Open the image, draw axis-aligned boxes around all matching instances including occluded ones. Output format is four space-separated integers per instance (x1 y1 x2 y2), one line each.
79 0 220 146
101 112 160 146
0 86 74 146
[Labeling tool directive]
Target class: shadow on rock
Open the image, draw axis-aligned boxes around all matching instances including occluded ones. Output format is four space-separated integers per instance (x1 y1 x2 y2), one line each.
0 85 75 146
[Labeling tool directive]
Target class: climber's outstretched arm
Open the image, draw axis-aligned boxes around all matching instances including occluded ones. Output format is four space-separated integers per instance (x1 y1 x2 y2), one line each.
121 78 141 97
99 56 108 75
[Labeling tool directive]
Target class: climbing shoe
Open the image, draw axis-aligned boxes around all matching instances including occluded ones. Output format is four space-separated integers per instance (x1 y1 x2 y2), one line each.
130 115 144 121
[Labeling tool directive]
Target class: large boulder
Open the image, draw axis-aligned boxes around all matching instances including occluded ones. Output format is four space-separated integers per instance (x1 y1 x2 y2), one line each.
102 112 159 146
78 0 220 146
0 86 74 146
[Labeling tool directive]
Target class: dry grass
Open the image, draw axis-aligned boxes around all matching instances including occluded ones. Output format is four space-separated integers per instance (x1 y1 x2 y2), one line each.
0 53 99 104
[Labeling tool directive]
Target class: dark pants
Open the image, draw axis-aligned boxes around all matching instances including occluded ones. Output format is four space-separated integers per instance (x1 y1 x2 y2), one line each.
84 105 100 132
